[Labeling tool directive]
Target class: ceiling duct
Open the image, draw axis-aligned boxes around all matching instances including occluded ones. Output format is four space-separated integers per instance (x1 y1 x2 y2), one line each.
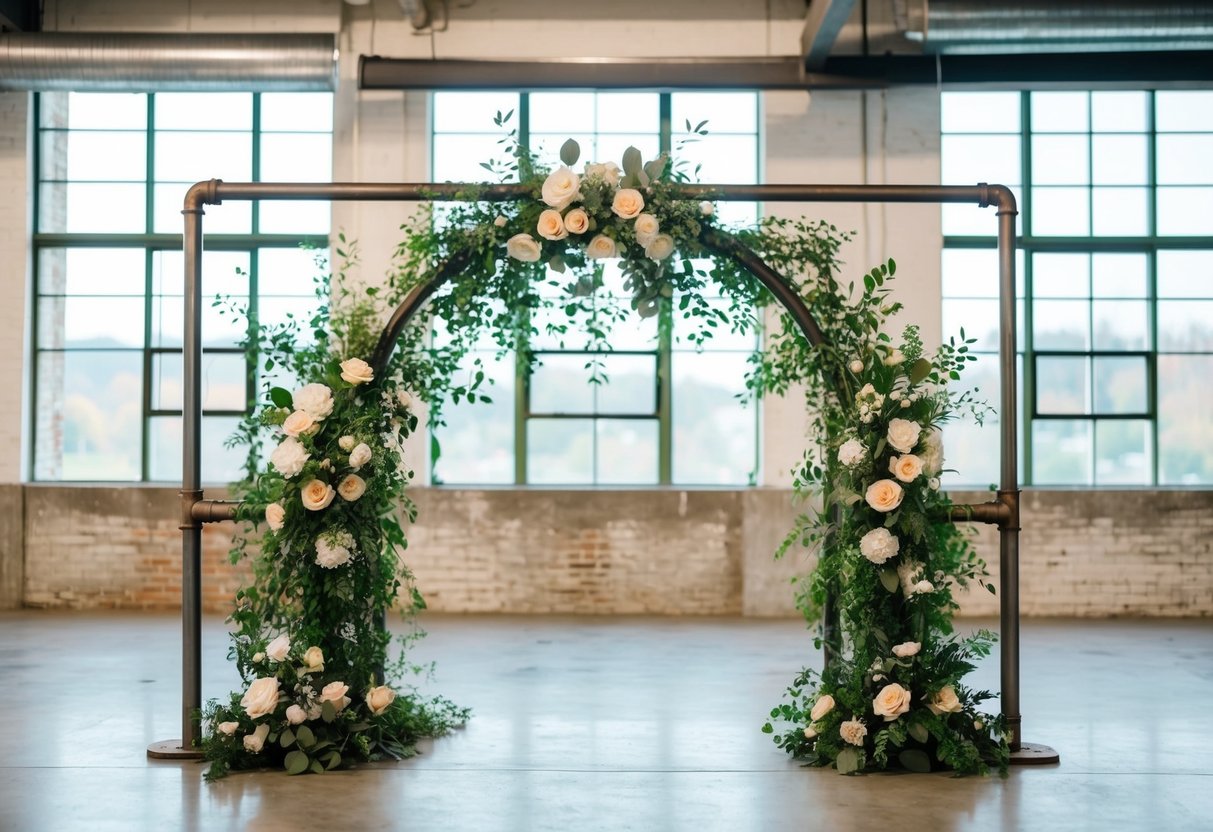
0 32 337 92
904 0 1213 54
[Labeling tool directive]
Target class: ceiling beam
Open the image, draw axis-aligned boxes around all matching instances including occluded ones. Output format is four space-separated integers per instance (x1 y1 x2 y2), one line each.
801 0 858 72
0 0 37 32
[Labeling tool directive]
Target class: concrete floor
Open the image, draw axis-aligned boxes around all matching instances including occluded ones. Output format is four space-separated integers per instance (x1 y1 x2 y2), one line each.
0 612 1211 832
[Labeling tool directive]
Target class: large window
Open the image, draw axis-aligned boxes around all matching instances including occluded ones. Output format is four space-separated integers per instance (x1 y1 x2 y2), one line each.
430 91 761 486
941 90 1213 486
33 91 333 482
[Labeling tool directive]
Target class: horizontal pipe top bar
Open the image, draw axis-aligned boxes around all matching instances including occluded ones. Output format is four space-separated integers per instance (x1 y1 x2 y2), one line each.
189 180 1014 209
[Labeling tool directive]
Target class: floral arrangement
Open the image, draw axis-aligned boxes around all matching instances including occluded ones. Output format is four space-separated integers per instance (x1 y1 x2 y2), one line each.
758 262 1009 775
201 248 468 780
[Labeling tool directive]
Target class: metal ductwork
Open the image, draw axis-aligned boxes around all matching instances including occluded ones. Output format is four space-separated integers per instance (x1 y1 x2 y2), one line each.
0 32 337 92
904 0 1213 54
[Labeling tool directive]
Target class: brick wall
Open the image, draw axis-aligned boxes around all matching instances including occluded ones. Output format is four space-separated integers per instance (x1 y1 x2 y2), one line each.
9 485 1212 617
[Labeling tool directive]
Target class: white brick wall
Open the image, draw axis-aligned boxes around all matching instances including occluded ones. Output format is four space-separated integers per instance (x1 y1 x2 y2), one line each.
0 93 29 485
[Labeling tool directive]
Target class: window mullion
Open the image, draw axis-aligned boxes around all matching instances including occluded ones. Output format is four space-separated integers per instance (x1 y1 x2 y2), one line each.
1020 90 1035 486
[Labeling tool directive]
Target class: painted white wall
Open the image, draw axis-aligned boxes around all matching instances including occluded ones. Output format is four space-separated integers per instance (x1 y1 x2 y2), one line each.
0 0 949 487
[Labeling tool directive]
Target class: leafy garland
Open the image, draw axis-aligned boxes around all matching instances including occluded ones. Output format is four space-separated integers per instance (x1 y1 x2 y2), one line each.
202 114 1006 778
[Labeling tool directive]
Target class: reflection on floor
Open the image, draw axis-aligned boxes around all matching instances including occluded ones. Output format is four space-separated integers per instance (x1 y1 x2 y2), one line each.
0 611 1210 831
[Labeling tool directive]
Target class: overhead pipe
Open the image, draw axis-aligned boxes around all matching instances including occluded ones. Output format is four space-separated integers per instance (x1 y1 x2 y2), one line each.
0 32 337 92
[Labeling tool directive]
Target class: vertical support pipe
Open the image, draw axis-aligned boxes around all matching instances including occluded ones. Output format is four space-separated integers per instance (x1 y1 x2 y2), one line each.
180 188 206 751
992 186 1023 751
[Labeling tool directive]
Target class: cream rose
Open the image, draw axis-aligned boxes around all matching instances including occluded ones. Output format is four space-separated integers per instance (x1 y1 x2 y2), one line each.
837 439 866 467
217 721 238 736
872 683 912 722
240 676 280 720
584 161 621 186
864 479 904 513
265 633 290 662
541 166 580 209
889 453 924 483
348 442 373 470
292 383 334 420
928 685 963 715
493 214 507 228
644 233 675 261
366 684 397 716
848 359 864 374
699 200 714 216
300 479 335 511
338 435 356 452
563 207 590 235
886 418 922 454
803 725 818 739
586 234 617 260
264 502 286 531
859 527 899 564
611 188 645 219
839 718 868 746
243 723 270 753
320 681 351 713
285 704 307 725
633 213 660 246
536 208 568 241
506 233 542 262
891 641 921 658
809 694 835 722
315 532 354 569
282 409 318 438
270 437 310 478
339 357 374 386
338 474 366 502
302 646 324 673
398 390 413 410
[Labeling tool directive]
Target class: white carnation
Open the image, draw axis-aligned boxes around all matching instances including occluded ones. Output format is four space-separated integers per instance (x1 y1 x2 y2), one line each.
859 527 899 564
270 437 310 478
292 383 334 420
837 439 866 467
315 531 355 569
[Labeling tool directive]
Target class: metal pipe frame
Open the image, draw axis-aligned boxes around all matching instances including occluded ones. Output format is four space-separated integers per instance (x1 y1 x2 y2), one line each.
151 178 1056 767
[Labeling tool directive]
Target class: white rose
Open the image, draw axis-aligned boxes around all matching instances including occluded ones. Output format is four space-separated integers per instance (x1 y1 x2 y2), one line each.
585 161 621 186
339 357 374 386
864 479 904 513
928 477 941 491
914 579 935 594
302 646 324 673
611 188 645 219
892 641 921 658
920 429 944 475
348 442 373 470
292 383 334 420
849 359 864 373
586 234 617 260
898 560 923 597
338 435 356 452
889 453 924 483
506 233 542 262
633 213 660 246
493 214 507 228
928 685 963 715
887 418 922 454
338 474 367 502
542 166 581 209
240 676 280 720
366 684 397 716
315 532 354 569
839 717 868 747
883 349 905 366
281 409 318 438
536 208 568 241
563 207 590 235
264 502 286 531
644 233 675 261
837 439 866 467
699 200 714 216
285 704 307 725
859 527 899 564
270 437 310 479
265 633 290 662
320 681 351 713
872 683 912 722
217 721 238 736
300 479 336 511
900 399 912 408
242 723 270 753
810 694 835 722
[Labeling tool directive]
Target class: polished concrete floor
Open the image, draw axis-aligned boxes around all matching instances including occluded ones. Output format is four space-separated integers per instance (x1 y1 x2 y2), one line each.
1 611 1211 831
